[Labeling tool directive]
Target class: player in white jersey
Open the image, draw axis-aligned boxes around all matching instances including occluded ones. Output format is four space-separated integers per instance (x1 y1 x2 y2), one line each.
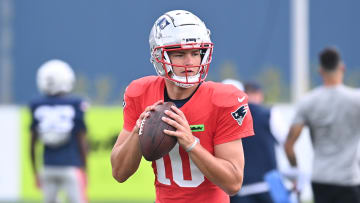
285 47 360 203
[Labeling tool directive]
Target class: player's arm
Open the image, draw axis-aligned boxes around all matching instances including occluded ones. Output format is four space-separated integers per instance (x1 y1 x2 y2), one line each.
77 130 88 170
77 101 89 171
30 129 38 175
284 123 304 166
30 129 41 188
191 139 244 195
163 106 245 195
111 100 163 182
111 128 142 183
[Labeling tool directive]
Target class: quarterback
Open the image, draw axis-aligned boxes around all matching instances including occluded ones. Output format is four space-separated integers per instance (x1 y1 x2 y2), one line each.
111 10 254 203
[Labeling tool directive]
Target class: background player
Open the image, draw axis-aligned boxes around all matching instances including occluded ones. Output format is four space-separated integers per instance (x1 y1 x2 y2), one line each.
228 81 293 203
285 47 360 203
30 59 88 203
111 10 254 203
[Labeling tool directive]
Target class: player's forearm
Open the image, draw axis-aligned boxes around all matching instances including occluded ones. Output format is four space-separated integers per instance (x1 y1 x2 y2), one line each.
285 143 297 166
188 145 243 195
78 131 88 170
30 133 38 175
111 129 142 182
285 124 303 167
30 149 37 175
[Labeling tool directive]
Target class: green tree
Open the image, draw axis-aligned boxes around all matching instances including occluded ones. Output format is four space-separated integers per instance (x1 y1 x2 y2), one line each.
94 75 112 105
218 61 240 81
256 67 288 104
73 74 90 99
345 67 360 88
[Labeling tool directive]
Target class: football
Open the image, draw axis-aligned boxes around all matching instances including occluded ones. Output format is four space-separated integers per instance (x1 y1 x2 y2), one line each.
139 102 177 161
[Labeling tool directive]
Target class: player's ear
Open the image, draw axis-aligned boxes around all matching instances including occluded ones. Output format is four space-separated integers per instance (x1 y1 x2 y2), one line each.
339 63 345 72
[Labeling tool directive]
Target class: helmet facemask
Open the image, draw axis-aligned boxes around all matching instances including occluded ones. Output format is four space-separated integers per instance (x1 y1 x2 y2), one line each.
152 43 213 88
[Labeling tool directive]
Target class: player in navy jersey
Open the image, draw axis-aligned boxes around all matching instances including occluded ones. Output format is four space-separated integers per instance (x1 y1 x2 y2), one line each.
30 59 88 203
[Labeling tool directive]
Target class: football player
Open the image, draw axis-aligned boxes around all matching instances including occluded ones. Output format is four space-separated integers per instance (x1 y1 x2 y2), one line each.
30 59 88 203
111 10 254 203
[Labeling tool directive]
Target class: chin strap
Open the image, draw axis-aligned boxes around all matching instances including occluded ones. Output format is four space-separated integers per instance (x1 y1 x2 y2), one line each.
170 71 201 88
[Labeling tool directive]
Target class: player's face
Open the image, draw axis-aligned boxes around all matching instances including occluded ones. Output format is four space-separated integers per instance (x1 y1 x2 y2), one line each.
168 49 201 77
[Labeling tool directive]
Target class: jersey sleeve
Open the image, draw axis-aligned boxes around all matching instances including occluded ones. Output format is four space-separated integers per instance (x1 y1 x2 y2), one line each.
292 99 308 125
122 76 160 132
214 96 254 145
74 100 89 133
122 88 139 132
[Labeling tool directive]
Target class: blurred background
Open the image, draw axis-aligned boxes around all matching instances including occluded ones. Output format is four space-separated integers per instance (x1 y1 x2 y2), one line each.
0 0 359 202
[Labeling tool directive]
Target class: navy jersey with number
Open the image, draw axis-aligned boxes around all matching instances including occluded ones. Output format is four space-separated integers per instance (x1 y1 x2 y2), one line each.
30 95 87 167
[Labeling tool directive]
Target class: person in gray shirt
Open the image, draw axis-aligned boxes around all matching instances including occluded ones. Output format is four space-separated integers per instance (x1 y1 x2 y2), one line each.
285 47 360 203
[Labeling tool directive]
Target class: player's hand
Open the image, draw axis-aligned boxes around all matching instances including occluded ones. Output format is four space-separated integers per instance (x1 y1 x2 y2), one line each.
134 100 164 134
162 105 195 151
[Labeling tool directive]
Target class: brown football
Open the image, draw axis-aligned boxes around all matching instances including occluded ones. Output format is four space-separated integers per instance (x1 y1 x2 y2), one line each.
139 102 177 161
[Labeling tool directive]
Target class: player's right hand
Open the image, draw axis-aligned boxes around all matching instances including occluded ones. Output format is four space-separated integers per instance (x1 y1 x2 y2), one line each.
134 100 164 134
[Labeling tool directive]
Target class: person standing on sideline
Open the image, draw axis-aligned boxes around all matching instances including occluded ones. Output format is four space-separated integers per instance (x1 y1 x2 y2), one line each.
30 59 88 203
285 47 360 203
111 10 254 203
230 81 287 203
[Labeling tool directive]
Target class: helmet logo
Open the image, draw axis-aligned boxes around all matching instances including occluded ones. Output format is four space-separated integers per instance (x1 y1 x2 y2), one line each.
157 18 170 30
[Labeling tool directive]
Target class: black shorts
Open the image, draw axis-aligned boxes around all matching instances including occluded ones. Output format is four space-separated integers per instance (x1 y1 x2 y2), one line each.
230 192 273 203
312 182 360 203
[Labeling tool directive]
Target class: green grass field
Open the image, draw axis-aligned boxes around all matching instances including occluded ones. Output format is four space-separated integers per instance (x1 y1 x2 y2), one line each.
20 106 155 202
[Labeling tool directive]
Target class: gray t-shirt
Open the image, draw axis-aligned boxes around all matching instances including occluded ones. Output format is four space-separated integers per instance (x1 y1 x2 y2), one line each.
293 84 360 185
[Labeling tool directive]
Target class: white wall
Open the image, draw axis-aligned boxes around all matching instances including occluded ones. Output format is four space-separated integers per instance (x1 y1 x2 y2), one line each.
0 106 21 201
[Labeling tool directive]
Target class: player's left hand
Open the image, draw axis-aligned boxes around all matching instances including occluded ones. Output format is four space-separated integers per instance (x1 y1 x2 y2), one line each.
162 105 196 151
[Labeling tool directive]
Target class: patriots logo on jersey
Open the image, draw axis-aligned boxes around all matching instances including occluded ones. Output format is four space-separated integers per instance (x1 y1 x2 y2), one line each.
122 93 126 108
231 105 248 126
157 18 170 30
122 99 126 108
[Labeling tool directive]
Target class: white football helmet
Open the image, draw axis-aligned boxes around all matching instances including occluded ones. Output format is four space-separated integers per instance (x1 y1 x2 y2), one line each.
37 59 75 96
149 10 214 88
222 78 245 91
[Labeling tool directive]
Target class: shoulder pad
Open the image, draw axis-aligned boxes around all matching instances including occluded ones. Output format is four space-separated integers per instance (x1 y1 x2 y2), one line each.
208 82 248 107
125 76 160 98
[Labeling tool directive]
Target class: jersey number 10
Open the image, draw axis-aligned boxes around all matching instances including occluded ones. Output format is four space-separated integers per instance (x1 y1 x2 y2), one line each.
155 137 204 187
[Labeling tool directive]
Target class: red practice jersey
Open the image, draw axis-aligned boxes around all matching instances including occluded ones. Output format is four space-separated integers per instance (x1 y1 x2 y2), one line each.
123 76 254 203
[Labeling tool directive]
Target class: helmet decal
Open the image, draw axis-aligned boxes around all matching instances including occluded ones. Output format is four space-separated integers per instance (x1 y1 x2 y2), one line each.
157 18 170 30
